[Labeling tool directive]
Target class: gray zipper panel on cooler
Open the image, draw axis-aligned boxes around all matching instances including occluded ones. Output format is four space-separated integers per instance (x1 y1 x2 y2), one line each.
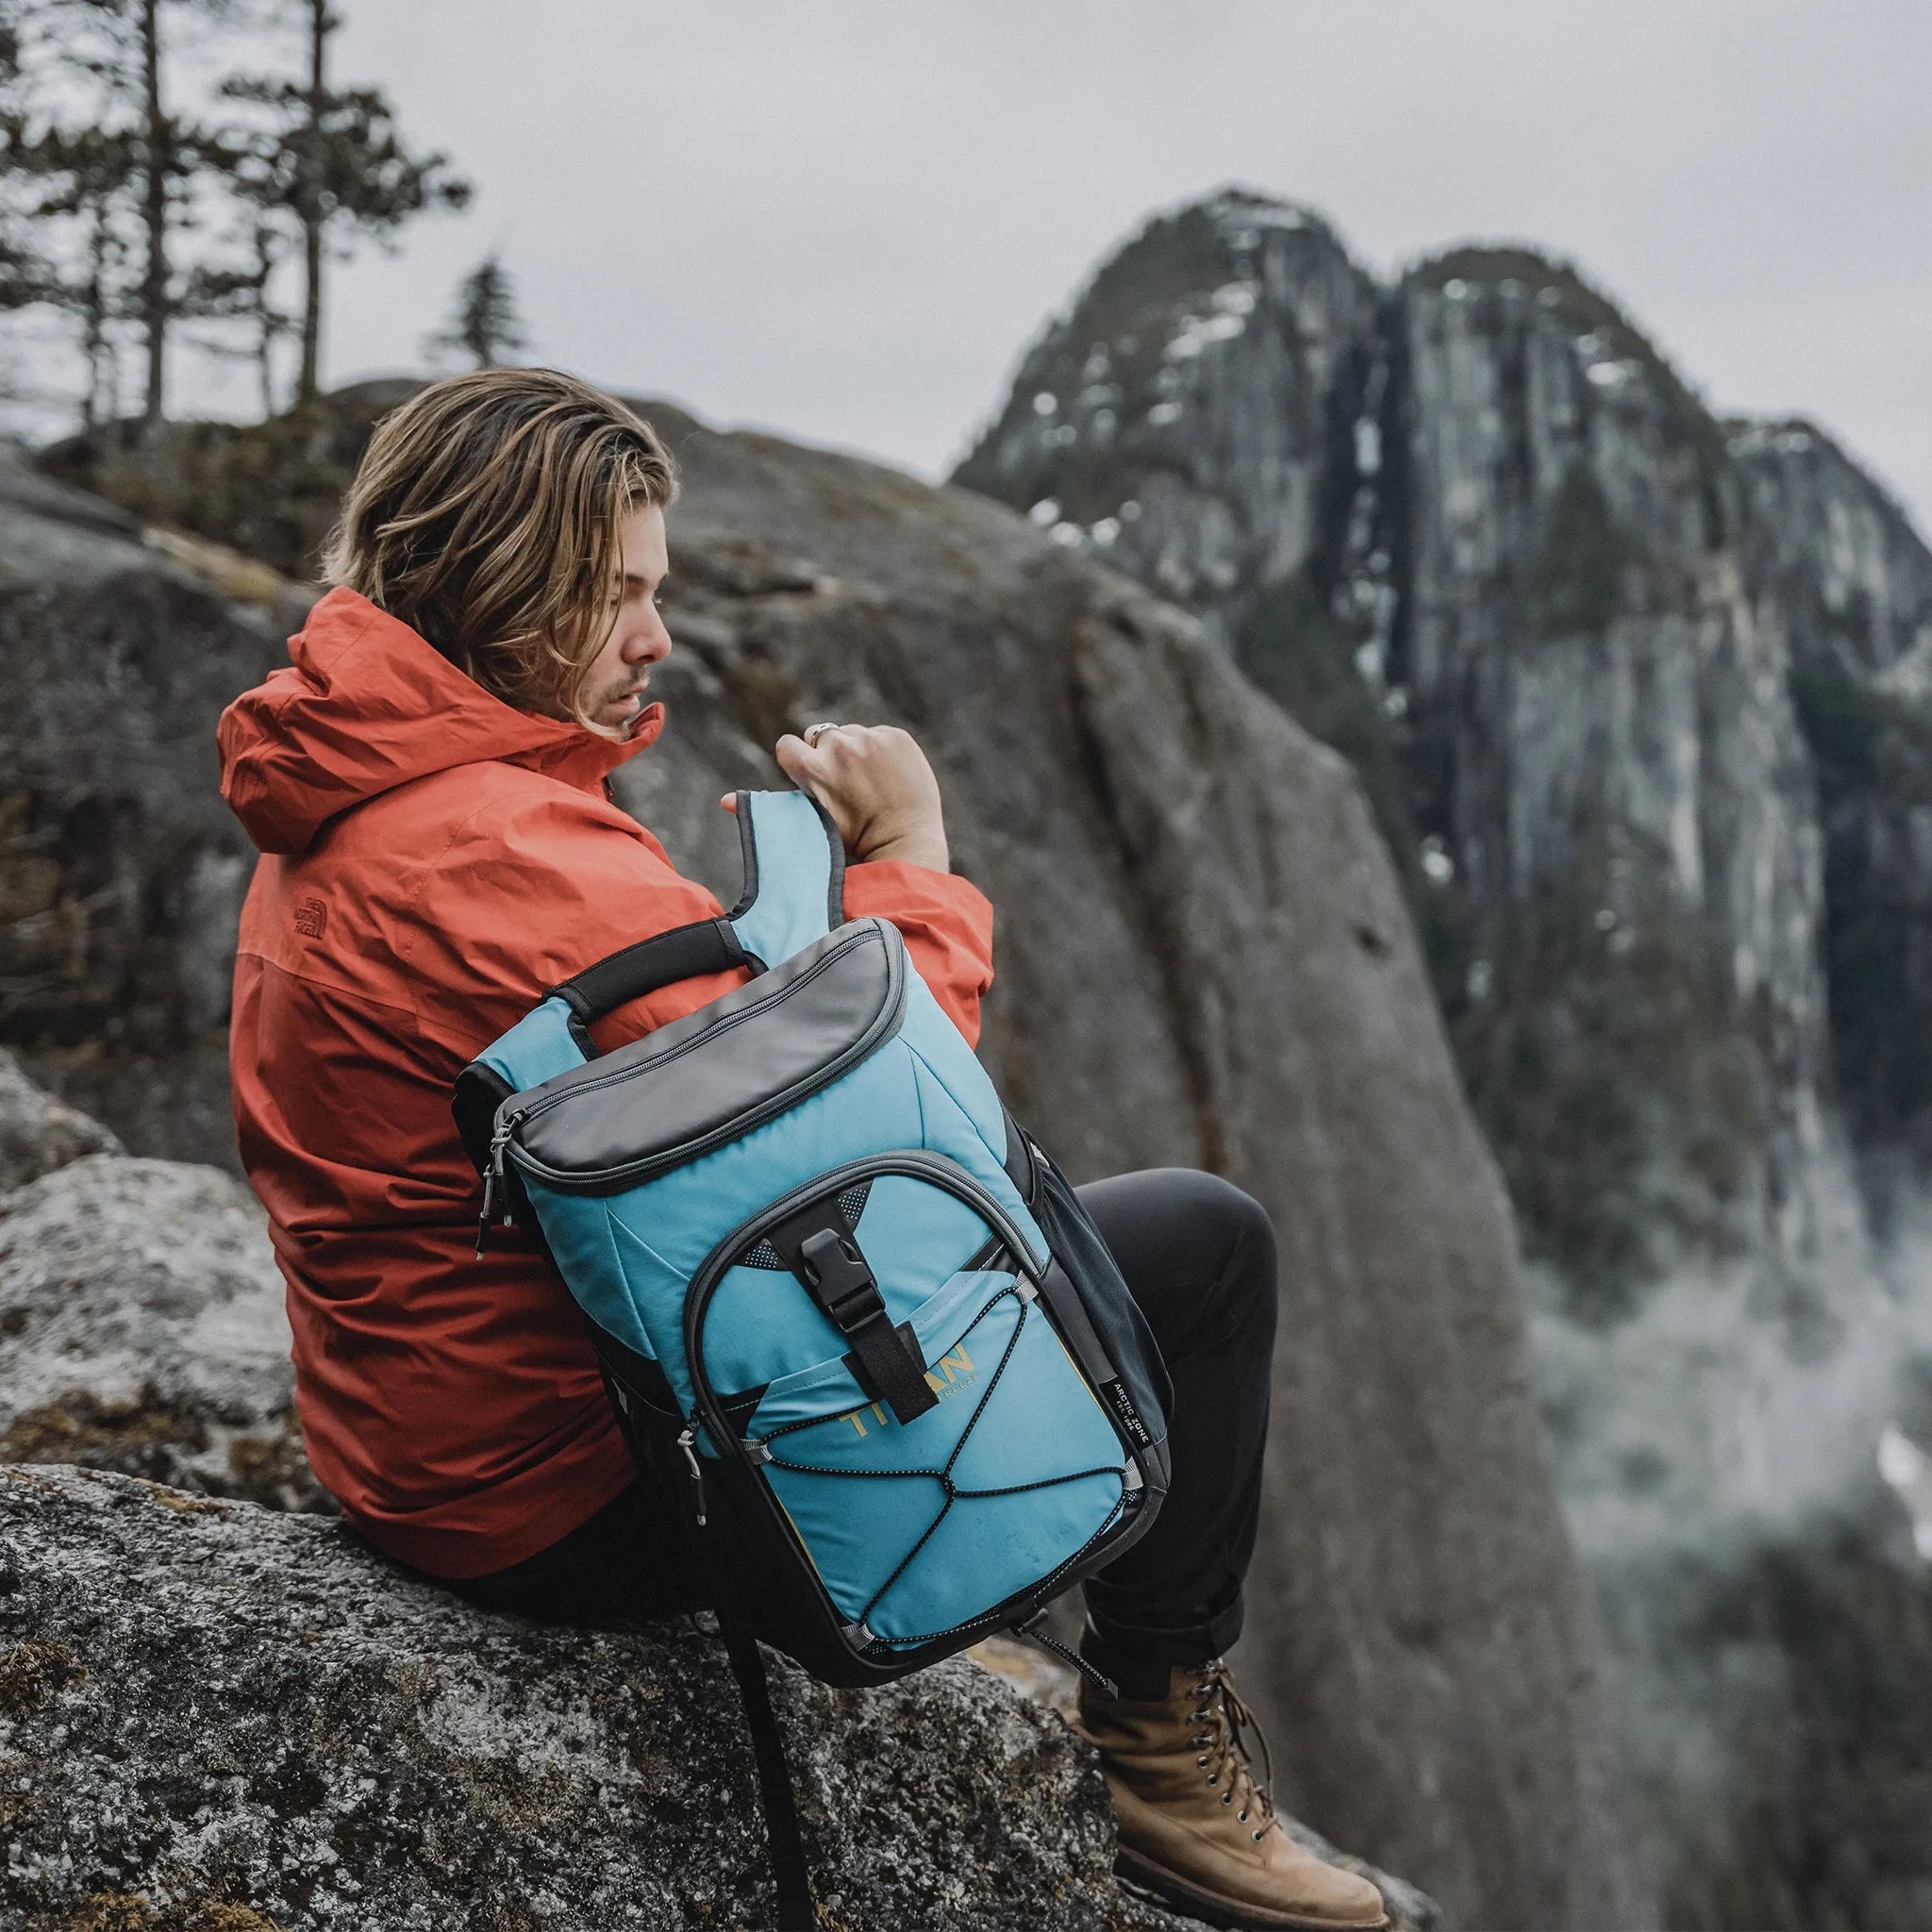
503 918 908 1192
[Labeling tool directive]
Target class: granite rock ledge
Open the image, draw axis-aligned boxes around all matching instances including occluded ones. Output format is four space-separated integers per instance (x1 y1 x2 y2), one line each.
0 1464 1437 1932
0 1151 323 1514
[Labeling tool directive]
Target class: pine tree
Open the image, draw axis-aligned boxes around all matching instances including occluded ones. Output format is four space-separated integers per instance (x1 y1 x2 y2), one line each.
8 121 138 423
229 215 289 416
0 1 58 314
183 212 288 416
17 0 248 427
225 0 469 406
428 252 525 370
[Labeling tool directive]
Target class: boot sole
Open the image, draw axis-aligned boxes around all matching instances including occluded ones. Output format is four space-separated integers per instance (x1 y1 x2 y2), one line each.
1116 1845 1391 1932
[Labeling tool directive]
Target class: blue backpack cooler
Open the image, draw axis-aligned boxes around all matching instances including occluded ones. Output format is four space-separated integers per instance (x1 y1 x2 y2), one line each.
454 789 1171 1924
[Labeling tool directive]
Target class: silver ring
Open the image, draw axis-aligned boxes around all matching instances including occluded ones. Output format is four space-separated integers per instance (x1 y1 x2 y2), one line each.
801 721 841 748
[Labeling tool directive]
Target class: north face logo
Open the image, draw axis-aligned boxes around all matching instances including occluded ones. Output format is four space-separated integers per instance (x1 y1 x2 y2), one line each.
293 897 327 940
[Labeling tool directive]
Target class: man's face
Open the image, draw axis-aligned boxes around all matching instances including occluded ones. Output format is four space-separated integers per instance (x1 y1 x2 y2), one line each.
578 504 673 733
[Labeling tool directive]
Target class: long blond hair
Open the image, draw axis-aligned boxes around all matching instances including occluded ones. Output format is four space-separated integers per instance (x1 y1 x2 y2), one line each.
324 368 677 732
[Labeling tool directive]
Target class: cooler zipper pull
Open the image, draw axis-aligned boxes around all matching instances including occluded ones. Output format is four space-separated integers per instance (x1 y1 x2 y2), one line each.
475 1173 496 1255
475 1118 515 1255
676 1424 708 1527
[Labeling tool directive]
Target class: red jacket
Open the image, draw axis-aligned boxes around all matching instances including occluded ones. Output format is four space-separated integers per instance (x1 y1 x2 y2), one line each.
220 587 995 1578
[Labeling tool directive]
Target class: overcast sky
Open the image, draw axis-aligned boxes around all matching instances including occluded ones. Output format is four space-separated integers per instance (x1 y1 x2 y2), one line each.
254 4 1932 534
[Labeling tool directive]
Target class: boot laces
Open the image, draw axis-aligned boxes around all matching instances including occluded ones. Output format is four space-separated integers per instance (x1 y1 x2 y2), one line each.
1187 1658 1278 1843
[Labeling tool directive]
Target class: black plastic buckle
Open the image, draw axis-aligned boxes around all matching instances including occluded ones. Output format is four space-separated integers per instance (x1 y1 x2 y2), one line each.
798 1229 886 1330
795 1227 937 1426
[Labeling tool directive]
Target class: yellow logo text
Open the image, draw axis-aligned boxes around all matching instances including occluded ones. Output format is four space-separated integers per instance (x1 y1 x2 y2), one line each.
841 1341 976 1436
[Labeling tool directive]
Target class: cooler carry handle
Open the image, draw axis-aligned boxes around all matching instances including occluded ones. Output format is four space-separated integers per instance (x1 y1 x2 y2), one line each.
541 784 847 1056
546 916 750 1050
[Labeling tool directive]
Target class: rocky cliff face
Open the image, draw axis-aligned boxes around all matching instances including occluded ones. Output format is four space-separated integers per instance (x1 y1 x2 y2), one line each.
954 194 1404 846
1382 258 1932 1600
958 188 1932 1927
1733 420 1932 1202
952 194 1373 640
0 411 1649 1927
0 448 308 1170
957 196 1884 1335
1392 256 1862 1324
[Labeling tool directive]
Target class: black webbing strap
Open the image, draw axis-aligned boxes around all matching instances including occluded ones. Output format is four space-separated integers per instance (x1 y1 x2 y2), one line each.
841 1319 926 1412
718 1605 814 1931
796 1228 938 1426
588 1337 813 1928
546 917 749 1049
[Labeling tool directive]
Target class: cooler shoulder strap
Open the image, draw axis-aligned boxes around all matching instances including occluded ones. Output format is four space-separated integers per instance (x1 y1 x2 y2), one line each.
724 786 846 970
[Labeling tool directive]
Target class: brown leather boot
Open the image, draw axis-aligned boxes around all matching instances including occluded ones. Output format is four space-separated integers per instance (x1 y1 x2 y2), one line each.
1076 1658 1389 1931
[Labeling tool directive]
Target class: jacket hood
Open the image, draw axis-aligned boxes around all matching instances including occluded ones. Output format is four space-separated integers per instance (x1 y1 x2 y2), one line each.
218 587 664 856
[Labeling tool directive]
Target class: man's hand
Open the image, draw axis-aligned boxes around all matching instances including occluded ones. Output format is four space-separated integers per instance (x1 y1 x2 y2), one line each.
720 724 950 871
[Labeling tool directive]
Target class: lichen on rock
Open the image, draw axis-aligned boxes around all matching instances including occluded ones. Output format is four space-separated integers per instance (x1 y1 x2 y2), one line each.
0 1156 325 1514
0 1464 1239 1931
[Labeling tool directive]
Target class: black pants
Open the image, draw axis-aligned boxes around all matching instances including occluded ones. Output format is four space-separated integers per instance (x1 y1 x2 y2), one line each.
452 1169 1277 1678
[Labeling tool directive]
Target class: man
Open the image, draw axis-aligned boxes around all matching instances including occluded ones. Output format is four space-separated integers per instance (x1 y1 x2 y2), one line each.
219 367 1386 1932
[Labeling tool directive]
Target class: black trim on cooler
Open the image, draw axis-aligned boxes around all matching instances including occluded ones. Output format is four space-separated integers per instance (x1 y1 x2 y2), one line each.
725 791 760 919
724 783 846 938
453 1061 515 1178
805 788 848 934
999 1106 1040 1207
